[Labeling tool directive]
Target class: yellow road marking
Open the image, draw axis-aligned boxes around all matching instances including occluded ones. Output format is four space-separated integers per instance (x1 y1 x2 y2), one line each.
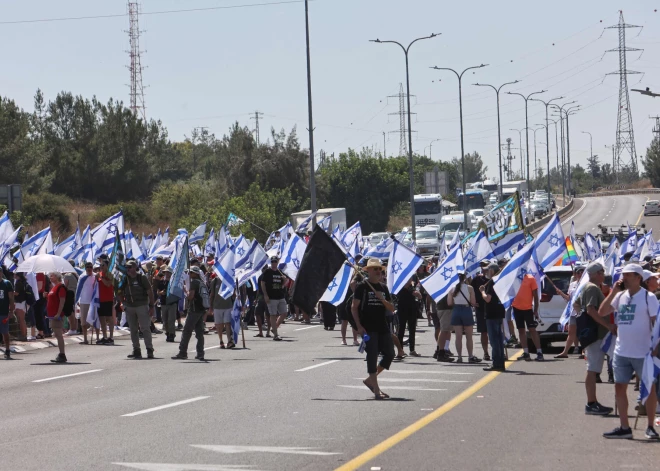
635 196 650 226
335 350 525 471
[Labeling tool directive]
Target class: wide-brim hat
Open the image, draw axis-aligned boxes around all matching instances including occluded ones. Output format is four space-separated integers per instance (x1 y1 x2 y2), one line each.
366 258 384 269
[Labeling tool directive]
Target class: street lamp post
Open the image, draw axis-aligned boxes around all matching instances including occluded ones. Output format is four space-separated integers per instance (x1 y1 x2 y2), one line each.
507 90 546 198
582 130 593 163
510 128 524 179
371 33 441 242
532 126 544 188
474 80 519 200
548 118 562 198
431 64 488 230
564 106 580 195
551 101 577 199
304 0 317 223
429 138 442 160
531 96 563 206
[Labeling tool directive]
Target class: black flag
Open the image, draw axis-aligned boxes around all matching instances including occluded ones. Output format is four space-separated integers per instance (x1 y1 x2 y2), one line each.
291 226 347 315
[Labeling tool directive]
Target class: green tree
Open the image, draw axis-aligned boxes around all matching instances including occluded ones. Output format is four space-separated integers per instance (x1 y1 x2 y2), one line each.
451 152 488 185
642 140 660 187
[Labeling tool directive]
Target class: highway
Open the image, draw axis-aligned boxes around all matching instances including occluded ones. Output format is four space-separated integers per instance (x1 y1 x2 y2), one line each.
2 193 660 471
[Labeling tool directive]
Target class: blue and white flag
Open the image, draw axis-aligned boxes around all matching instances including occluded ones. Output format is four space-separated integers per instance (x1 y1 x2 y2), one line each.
0 225 21 262
320 262 354 306
233 235 252 263
635 229 654 261
332 224 342 240
420 243 465 303
204 228 216 256
341 222 362 250
640 352 660 405
534 213 567 269
0 211 13 244
168 237 189 299
296 211 317 233
447 226 461 251
364 237 394 260
227 212 244 227
600 330 616 357
279 233 306 281
92 210 124 257
490 230 526 261
35 229 54 255
583 232 600 261
237 242 269 288
177 228 188 237
215 225 229 257
162 227 171 247
619 225 637 257
20 226 51 259
493 241 535 310
128 230 146 263
231 296 242 344
464 230 495 278
318 215 332 232
86 280 101 330
187 221 206 244
559 268 590 328
387 239 424 295
213 247 236 299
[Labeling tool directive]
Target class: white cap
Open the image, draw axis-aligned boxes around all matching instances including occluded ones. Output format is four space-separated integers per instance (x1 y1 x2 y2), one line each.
622 264 644 277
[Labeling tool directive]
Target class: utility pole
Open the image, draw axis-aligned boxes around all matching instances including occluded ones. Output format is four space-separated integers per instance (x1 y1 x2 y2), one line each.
251 111 264 146
304 0 317 218
382 131 386 158
126 1 147 120
429 138 441 160
651 115 660 143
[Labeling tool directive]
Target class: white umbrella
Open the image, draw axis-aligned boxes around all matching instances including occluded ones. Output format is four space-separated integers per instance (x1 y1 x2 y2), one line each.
16 254 77 274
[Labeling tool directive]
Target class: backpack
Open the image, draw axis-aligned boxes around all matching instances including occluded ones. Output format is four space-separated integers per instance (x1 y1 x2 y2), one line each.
25 283 36 307
197 280 211 310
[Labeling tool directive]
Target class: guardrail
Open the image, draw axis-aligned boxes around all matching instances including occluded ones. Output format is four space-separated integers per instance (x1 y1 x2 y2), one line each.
527 198 574 234
576 188 660 198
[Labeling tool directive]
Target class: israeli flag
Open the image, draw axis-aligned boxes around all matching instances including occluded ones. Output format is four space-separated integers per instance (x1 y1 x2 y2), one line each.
583 232 600 261
490 230 526 261
86 280 101 330
216 225 229 257
237 242 269 288
36 229 54 255
600 330 615 357
320 262 354 306
233 235 252 264
364 237 394 260
559 268 589 328
296 211 317 233
168 237 189 299
447 226 462 251
534 213 567 269
231 297 242 344
182 221 203 244
204 228 216 256
619 226 637 257
420 243 465 303
341 221 362 250
493 241 535 310
279 233 306 281
387 240 424 296
640 353 660 405
92 210 124 257
332 224 342 240
464 230 495 278
0 225 22 262
127 231 146 263
20 226 51 259
0 211 13 243
635 229 654 261
213 247 236 299
162 227 171 247
318 215 332 232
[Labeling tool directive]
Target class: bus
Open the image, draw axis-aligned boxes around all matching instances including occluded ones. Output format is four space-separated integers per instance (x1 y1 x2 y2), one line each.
413 194 443 227
457 189 489 211
482 179 498 194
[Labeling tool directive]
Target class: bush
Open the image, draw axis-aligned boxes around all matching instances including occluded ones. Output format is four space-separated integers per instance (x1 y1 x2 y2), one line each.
21 192 71 232
91 202 153 226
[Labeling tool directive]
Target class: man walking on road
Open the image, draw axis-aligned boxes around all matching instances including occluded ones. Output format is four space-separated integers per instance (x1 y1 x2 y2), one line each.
573 262 615 416
123 260 156 359
599 264 659 440
512 270 543 361
172 266 208 360
158 266 179 342
261 256 287 341
209 274 235 349
0 269 15 360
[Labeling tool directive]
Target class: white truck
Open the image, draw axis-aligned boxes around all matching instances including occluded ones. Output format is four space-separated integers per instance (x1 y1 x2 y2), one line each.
414 193 443 227
290 208 347 232
500 180 528 199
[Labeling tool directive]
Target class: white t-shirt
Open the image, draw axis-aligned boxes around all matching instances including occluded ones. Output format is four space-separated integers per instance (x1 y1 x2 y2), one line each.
77 275 96 305
611 288 658 359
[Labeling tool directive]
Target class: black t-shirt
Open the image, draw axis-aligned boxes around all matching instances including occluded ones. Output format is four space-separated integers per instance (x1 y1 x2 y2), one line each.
262 268 285 300
471 274 488 312
397 285 417 318
157 279 168 304
14 279 26 303
354 281 392 334
484 282 505 320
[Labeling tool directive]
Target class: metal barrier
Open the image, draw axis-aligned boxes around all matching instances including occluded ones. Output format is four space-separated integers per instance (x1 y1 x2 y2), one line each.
527 197 575 234
576 188 660 198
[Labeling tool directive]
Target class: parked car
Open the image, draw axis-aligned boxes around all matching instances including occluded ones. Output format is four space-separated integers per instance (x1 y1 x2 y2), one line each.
535 265 572 349
404 225 441 256
644 200 660 216
469 209 485 225
367 232 390 246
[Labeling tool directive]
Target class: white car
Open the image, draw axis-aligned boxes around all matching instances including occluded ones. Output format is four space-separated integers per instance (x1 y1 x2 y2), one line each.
404 226 441 256
469 209 485 224
644 200 660 216
535 266 572 348
367 232 390 246
489 195 498 205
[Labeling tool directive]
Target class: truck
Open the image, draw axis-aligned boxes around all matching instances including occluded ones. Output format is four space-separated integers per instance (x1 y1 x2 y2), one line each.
414 194 443 227
290 208 347 233
500 179 528 199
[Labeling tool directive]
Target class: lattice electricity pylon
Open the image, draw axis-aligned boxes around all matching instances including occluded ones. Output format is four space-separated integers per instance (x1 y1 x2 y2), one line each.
387 83 416 156
126 1 147 121
605 11 643 174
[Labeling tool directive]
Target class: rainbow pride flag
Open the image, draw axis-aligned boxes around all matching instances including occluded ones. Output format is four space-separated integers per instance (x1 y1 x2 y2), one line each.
560 236 579 266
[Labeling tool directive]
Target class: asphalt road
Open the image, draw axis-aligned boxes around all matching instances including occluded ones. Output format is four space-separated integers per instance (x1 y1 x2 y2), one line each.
2 193 660 471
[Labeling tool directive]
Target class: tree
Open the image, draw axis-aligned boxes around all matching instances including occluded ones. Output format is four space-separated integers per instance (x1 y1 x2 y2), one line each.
451 152 487 185
586 154 601 178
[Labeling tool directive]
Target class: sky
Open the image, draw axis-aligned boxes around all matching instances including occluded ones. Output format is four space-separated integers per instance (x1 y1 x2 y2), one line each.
2 0 660 182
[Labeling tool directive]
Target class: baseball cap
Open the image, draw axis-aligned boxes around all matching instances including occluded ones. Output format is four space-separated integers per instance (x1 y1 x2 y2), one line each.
189 266 203 276
586 262 604 275
622 264 644 277
270 256 279 262
642 269 658 281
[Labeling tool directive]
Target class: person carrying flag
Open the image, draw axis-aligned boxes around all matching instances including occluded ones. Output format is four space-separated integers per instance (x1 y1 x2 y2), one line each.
173 266 208 360
261 256 287 342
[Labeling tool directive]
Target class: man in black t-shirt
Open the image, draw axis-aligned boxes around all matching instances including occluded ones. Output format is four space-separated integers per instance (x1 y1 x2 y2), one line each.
261 256 287 341
352 258 396 400
471 261 490 362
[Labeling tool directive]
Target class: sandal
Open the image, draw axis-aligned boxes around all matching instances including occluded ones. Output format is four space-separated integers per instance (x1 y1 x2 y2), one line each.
227 342 236 349
254 333 264 338
554 353 568 359
36 334 44 340
363 380 375 394
220 343 226 349
79 340 89 345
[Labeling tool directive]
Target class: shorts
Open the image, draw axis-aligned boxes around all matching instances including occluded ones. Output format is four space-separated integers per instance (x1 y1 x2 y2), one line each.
585 341 606 373
255 299 268 318
429 310 439 328
48 317 64 330
475 309 487 333
267 298 287 316
613 354 645 384
451 305 474 327
98 301 113 317
438 309 452 332
0 316 9 335
513 308 538 329
214 309 232 324
15 302 27 312
569 315 577 326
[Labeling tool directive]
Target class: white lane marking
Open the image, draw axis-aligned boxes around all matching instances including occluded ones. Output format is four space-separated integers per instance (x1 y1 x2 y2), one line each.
112 464 259 471
192 445 340 456
356 378 468 383
32 369 103 383
561 198 587 226
294 325 322 331
386 370 473 375
295 360 340 372
338 385 448 391
188 345 221 353
121 396 210 417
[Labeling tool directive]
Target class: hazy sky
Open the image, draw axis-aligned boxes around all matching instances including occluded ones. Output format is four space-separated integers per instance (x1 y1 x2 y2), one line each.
2 0 660 181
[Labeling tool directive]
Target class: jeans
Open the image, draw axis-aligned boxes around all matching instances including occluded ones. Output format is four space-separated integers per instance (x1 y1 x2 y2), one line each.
161 303 178 335
179 310 206 356
125 305 153 350
397 311 417 352
486 319 505 369
365 331 395 374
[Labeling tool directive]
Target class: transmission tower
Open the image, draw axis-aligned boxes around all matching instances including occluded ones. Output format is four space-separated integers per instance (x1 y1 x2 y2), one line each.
650 115 660 143
387 83 415 156
126 1 147 121
251 111 264 145
605 11 642 174
505 138 514 180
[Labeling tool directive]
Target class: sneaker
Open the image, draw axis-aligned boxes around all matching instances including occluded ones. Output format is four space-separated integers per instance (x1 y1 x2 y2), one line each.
468 356 481 363
603 427 633 439
51 353 67 363
341 339 348 346
127 350 142 359
585 402 613 416
176 324 183 330
353 340 360 346
273 336 282 341
483 366 505 372
410 351 421 357
535 353 544 362
106 338 114 345
165 334 174 343
483 353 491 362
432 349 439 360
4 351 10 360
520 353 531 361
645 427 660 440
194 353 205 360
65 330 77 336
27 336 36 341
446 350 455 357
146 348 154 359
456 357 463 363
96 338 107 345
436 351 455 363
171 352 188 360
